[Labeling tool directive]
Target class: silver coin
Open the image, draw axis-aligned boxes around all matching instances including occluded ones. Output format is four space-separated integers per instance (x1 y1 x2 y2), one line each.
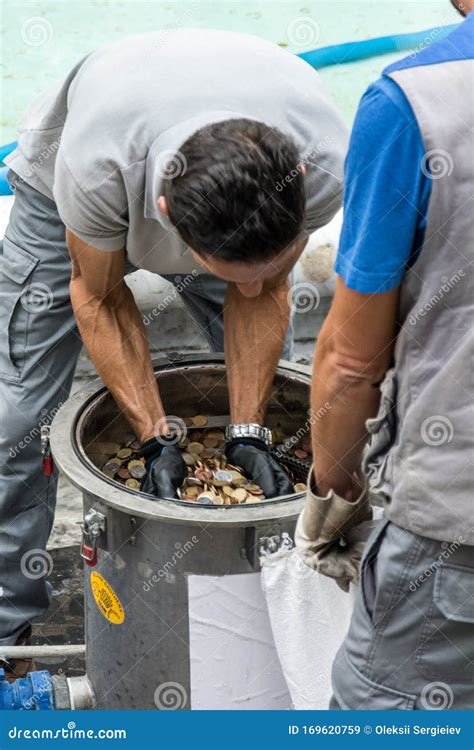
213 469 233 483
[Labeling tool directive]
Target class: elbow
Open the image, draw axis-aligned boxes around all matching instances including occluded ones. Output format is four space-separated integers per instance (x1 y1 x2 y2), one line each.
317 345 391 390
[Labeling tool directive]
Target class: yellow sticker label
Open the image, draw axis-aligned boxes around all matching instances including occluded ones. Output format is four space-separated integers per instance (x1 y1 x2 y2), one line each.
90 571 125 624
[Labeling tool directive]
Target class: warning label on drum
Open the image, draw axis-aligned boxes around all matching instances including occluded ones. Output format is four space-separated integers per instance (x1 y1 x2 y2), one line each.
90 571 125 624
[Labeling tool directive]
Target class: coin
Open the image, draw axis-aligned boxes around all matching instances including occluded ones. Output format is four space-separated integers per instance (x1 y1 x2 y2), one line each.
222 485 234 497
294 449 308 459
128 440 141 452
192 415 208 427
229 470 247 485
117 448 133 459
197 492 214 504
206 430 225 442
213 469 233 483
125 478 140 490
182 452 196 466
187 477 204 487
187 442 204 455
203 436 218 449
246 484 264 495
231 488 248 503
184 486 199 498
293 482 306 492
102 461 119 477
195 468 212 482
130 464 146 480
200 450 215 459
117 466 131 480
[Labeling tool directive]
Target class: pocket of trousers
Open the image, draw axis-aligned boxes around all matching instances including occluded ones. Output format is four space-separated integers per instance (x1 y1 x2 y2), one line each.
416 562 474 683
359 518 390 624
0 235 39 381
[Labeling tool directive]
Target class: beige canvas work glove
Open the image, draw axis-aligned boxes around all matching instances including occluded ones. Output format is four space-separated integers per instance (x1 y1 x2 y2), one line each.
295 469 376 592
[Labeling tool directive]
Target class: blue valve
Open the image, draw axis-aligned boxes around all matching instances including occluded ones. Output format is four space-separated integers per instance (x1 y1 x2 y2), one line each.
0 668 54 710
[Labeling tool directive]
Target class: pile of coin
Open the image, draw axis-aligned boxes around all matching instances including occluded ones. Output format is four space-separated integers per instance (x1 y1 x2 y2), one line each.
95 415 309 503
98 440 145 491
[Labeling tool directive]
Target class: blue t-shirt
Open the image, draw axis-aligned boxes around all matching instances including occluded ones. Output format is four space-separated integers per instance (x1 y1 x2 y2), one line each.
335 14 473 293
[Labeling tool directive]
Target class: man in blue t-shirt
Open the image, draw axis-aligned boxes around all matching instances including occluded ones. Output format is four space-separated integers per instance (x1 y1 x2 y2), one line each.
296 0 473 709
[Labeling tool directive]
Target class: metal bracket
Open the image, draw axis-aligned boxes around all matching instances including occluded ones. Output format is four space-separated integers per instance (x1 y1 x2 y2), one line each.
80 509 106 565
244 524 283 571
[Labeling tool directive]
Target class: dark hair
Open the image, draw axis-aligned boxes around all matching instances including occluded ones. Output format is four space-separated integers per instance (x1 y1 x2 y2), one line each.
162 118 306 263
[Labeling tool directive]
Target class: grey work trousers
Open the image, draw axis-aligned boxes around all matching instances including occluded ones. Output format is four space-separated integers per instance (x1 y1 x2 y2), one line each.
0 171 293 644
330 518 474 709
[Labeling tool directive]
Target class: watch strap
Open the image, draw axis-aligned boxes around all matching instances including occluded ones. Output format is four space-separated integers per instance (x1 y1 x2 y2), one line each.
225 423 272 447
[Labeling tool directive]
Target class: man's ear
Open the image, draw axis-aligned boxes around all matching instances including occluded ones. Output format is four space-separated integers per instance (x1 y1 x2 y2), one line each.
299 162 307 177
157 195 168 215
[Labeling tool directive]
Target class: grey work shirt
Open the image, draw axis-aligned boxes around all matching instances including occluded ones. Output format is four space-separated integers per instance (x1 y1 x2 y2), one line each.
6 29 348 275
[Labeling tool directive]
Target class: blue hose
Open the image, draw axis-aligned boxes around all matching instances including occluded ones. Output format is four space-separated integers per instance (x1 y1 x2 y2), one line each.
0 166 11 196
297 24 458 68
0 23 459 197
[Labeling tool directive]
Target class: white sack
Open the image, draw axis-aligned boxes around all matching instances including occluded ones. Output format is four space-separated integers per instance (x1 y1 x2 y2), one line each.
260 540 355 710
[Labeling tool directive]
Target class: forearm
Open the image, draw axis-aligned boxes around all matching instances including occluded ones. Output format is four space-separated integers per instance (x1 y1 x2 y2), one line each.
312 346 382 498
224 278 291 424
70 277 166 442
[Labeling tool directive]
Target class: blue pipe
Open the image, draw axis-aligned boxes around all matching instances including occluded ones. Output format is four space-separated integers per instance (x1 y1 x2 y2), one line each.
0 668 55 710
0 23 459 197
297 24 458 68
0 165 12 196
0 141 17 163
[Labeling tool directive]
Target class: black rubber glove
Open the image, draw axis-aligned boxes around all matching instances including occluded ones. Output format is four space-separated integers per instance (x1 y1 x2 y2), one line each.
225 437 293 499
139 438 187 499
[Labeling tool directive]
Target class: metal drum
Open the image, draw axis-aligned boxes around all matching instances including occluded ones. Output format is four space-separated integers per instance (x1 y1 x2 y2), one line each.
50 354 311 709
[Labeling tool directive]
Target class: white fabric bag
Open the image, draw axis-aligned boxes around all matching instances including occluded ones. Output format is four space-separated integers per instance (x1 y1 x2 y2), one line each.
260 536 355 710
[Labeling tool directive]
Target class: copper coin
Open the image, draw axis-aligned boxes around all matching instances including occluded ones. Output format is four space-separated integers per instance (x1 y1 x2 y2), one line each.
294 449 308 459
192 415 208 427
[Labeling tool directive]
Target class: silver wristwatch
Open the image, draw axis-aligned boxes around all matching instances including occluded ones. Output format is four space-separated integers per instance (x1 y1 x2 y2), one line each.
225 423 273 447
